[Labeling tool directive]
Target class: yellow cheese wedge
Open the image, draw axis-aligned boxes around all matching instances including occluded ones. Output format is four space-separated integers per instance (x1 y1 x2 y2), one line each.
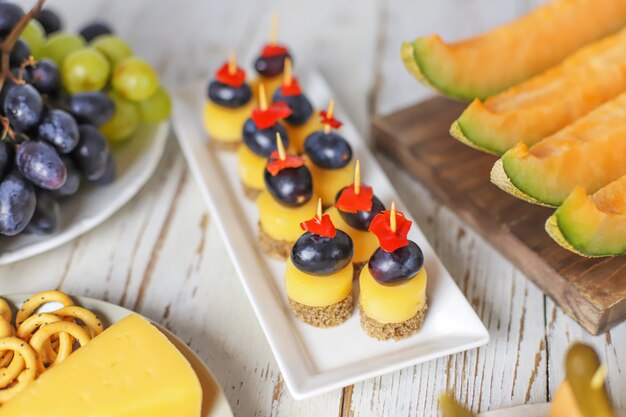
359 265 427 324
0 314 202 417
238 145 267 191
285 111 324 154
203 100 254 144
257 191 318 242
306 159 355 207
285 258 353 307
326 206 379 264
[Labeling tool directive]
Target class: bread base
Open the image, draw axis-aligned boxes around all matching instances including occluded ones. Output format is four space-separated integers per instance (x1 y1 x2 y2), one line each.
359 302 427 341
288 294 354 328
258 224 292 260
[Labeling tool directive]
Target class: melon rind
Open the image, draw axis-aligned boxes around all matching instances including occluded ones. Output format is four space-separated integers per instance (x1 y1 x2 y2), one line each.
449 120 499 156
490 159 557 208
545 215 592 258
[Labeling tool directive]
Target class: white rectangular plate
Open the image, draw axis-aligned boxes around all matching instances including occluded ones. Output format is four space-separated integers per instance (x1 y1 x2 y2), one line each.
172 71 489 400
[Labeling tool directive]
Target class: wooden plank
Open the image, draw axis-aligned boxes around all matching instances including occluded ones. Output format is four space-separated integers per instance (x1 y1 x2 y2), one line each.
372 96 626 335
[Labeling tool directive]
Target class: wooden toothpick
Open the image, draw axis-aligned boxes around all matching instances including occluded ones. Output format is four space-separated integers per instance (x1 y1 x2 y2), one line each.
324 99 335 134
276 132 286 161
283 57 292 87
316 198 323 220
591 364 608 390
390 201 397 233
354 160 361 195
228 50 237 75
269 12 279 45
259 84 268 111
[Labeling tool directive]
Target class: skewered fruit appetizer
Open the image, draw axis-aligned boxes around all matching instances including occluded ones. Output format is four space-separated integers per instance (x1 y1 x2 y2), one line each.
0 0 171 238
327 161 384 276
238 84 292 199
286 199 355 327
203 52 255 149
251 13 291 98
272 58 321 153
304 100 354 207
359 202 427 340
257 133 317 259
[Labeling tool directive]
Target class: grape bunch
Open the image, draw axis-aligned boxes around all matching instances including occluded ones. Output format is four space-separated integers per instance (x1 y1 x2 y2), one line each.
0 1 172 238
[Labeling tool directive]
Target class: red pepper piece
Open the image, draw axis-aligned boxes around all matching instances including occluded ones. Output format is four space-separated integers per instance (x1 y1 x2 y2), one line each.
279 77 303 96
320 110 342 129
369 209 412 252
215 63 246 88
335 184 373 213
300 214 336 238
261 44 289 58
266 152 305 175
252 102 292 129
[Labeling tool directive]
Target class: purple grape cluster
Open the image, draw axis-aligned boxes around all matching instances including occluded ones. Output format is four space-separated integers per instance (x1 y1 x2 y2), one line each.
0 4 117 237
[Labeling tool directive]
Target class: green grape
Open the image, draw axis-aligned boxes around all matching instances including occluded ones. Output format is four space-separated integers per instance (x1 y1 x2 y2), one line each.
91 35 133 67
41 32 86 67
62 48 110 94
100 92 141 144
21 20 45 59
112 57 159 102
138 86 171 123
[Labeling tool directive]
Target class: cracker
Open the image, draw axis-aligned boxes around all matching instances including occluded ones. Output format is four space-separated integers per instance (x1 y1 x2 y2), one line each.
288 294 354 328
359 302 427 341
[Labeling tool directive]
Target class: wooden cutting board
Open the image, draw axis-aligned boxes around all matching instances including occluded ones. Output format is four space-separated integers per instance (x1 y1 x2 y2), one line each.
372 97 626 335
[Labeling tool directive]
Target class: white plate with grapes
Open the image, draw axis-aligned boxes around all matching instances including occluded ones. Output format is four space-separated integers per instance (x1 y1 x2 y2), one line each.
0 1 170 264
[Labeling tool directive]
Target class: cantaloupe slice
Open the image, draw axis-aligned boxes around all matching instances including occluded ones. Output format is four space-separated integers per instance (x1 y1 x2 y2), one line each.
491 92 626 207
402 0 626 101
546 176 626 257
452 26 626 155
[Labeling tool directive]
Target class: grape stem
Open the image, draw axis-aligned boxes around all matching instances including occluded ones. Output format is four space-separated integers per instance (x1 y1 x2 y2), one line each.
0 0 46 141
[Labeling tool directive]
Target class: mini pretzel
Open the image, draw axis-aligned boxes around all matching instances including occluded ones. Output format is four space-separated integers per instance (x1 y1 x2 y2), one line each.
29 321 90 372
52 306 104 337
0 337 37 404
0 317 15 368
15 291 74 327
16 314 73 364
0 349 24 389
0 299 11 323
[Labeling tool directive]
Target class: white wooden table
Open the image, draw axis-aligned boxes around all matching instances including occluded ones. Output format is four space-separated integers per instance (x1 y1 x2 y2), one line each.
3 0 626 415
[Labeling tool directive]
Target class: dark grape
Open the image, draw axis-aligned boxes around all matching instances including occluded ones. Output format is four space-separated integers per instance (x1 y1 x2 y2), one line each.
337 190 385 231
3 84 43 132
207 81 251 108
0 140 13 180
0 3 24 38
291 230 353 275
304 131 352 169
368 242 424 284
9 38 30 68
242 118 288 157
24 191 60 235
72 124 109 181
16 140 67 190
254 53 290 78
67 92 115 126
79 21 113 42
92 153 116 186
29 59 61 96
0 170 36 236
35 8 62 35
263 163 313 207
51 156 80 197
38 109 80 153
272 90 313 126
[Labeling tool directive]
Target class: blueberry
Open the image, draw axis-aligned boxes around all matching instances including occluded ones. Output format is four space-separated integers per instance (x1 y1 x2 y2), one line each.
254 53 290 78
336 189 385 231
291 230 353 275
35 8 62 35
38 109 80 153
0 170 36 236
264 163 313 207
304 131 352 169
207 80 252 108
272 89 313 126
29 59 61 96
92 153 116 186
3 84 43 132
16 140 67 190
79 21 113 42
368 241 424 284
9 38 30 68
72 124 109 181
242 118 288 157
0 140 13 180
24 191 60 235
67 92 115 126
51 156 80 197
0 3 24 38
